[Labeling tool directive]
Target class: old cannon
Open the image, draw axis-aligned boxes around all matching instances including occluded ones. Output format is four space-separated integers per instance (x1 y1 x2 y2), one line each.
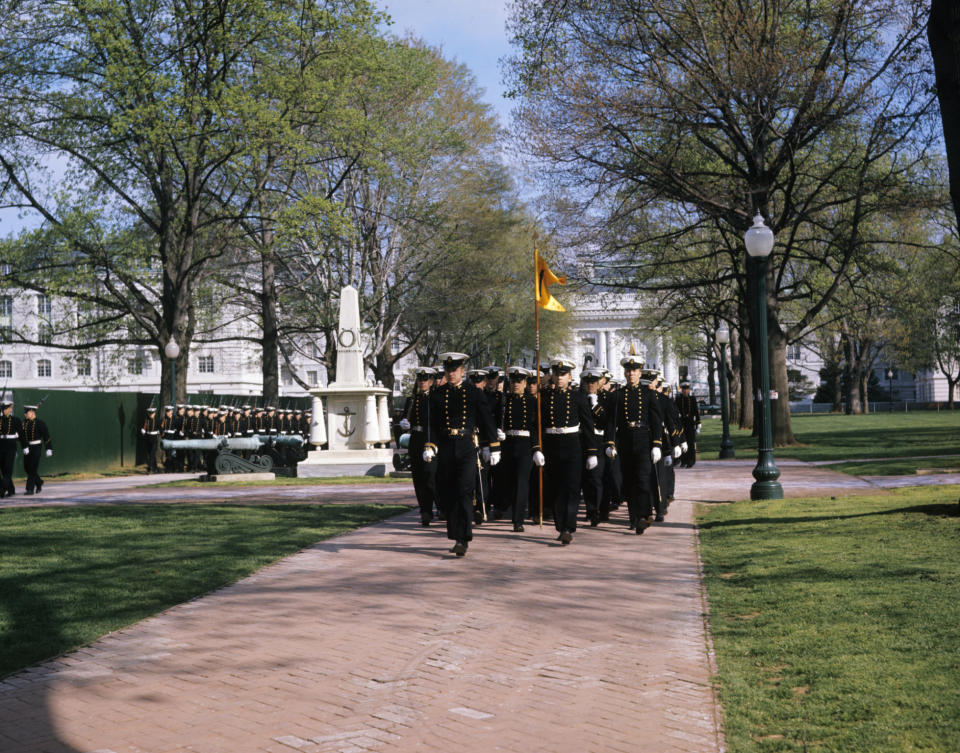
161 434 304 475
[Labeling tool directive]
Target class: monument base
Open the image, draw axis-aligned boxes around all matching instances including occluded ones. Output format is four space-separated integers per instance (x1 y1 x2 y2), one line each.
199 472 276 483
296 448 395 478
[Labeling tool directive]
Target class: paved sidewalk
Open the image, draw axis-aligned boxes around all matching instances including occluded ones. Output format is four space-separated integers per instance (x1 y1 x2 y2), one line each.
1 460 955 753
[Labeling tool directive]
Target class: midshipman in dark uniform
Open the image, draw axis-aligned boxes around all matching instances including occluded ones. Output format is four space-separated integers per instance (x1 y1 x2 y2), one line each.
0 399 22 497
580 368 608 526
425 353 499 557
535 357 598 545
675 382 699 467
498 366 538 532
607 357 663 534
20 404 53 494
141 406 160 473
400 366 440 525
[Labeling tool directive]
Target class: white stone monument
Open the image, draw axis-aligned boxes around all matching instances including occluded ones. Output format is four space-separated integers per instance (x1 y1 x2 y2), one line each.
297 286 394 477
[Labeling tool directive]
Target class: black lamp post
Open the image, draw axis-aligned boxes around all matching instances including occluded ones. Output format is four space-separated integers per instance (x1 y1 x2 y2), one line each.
887 368 894 407
717 323 735 459
745 213 783 500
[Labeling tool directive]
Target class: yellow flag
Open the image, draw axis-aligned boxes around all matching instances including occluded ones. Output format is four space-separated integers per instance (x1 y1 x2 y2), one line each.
535 250 566 312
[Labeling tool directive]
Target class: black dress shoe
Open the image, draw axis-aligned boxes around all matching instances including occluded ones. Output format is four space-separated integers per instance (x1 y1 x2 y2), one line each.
636 519 650 534
24 490 34 495
655 514 664 522
514 525 524 532
421 517 431 527
560 531 573 545
452 541 467 557
589 517 599 527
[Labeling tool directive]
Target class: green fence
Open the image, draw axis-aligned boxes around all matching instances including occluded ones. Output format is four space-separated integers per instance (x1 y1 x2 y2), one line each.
9 390 312 476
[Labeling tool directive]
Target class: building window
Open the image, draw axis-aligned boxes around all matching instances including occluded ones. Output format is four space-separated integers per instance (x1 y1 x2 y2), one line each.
789 344 802 361
198 355 215 373
38 323 53 345
307 370 318 386
281 366 293 386
0 296 11 318
0 360 11 378
37 359 52 378
0 262 11 276
37 294 52 317
0 295 12 343
76 357 91 376
127 357 143 375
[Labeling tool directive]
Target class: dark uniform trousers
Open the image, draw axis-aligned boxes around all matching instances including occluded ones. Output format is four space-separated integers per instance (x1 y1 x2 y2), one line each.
661 455 675 502
0 441 17 496
617 427 653 525
602 452 622 515
581 432 606 523
529 464 544 521
23 444 43 493
650 458 665 517
500 436 533 527
408 430 439 521
543 434 582 534
680 418 697 467
436 437 480 543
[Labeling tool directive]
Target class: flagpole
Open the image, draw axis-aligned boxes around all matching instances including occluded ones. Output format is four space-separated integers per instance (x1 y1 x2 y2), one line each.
534 238 543 529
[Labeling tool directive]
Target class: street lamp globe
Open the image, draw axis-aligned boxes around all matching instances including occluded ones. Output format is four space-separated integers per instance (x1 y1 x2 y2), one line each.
164 338 180 360
716 323 730 345
744 213 775 257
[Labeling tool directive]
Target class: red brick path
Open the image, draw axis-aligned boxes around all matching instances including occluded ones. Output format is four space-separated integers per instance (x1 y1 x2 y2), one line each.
0 488 723 753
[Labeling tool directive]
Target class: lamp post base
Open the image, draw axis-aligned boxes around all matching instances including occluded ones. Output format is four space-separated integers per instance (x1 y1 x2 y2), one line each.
719 440 735 459
750 480 784 500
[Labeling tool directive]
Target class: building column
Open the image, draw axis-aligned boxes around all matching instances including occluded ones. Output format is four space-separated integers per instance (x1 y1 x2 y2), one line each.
607 330 616 369
599 330 608 368
310 395 326 447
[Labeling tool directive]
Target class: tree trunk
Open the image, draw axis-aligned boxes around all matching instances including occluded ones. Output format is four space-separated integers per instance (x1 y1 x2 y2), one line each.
261 253 279 405
768 324 797 446
738 324 754 431
729 326 742 424
707 346 717 404
929 1 960 237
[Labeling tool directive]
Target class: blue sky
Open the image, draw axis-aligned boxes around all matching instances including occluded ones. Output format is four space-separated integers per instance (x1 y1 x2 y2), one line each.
381 0 513 125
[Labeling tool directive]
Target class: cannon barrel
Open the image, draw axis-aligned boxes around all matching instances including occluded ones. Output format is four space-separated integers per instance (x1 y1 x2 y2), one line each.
162 434 304 451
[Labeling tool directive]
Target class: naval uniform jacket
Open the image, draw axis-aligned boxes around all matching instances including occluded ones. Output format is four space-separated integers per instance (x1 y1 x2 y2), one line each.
20 418 52 453
426 381 499 451
0 414 23 453
404 392 431 437
501 392 539 450
606 384 663 451
141 414 160 438
675 393 700 428
539 385 598 454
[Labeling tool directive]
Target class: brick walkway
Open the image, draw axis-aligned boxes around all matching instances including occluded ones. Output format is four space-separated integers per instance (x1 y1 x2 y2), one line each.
3 459 947 753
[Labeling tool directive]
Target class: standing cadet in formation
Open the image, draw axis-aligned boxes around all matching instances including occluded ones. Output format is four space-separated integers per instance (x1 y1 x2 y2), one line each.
535 357 598 545
141 406 160 473
659 383 684 507
606 356 663 534
160 405 181 471
642 370 671 522
580 368 609 526
675 382 700 467
424 353 499 557
0 399 21 497
600 370 623 517
498 366 538 532
400 366 440 526
20 404 53 495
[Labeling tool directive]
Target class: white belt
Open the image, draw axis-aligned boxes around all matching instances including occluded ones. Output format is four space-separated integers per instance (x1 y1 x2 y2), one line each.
28 439 42 445
505 430 530 437
594 429 605 436
2 434 18 439
545 425 579 435
146 431 159 435
625 421 647 429
410 425 424 432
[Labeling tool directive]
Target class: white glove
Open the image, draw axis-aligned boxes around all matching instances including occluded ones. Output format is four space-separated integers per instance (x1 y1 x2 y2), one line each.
422 447 435 463
696 425 701 435
664 455 673 467
651 447 662 463
23 447 29 455
586 455 598 470
496 428 506 441
46 449 53 457
681 442 688 453
533 450 545 467
489 450 501 466
605 445 617 459
140 428 145 434
673 445 682 459
399 418 410 430
481 446 491 463
588 393 598 407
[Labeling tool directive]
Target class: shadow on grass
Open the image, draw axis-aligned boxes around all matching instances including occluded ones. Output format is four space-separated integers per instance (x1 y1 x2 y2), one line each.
698 502 959 530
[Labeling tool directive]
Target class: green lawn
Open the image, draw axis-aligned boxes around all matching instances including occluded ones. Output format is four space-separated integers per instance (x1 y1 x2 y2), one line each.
826 456 960 477
698 411 960 462
0 504 405 678
698 486 960 752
